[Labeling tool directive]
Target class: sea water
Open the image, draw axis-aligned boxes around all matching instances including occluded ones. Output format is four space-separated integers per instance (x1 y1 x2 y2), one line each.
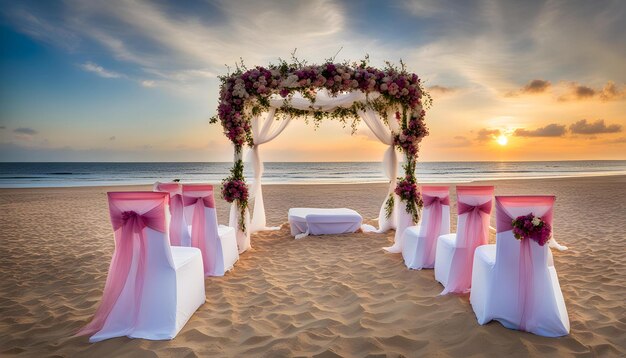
0 161 625 188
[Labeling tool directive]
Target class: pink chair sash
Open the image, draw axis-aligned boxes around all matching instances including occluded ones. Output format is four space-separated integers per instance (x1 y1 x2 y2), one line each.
154 183 186 246
168 194 185 246
78 193 166 337
442 199 492 294
495 197 554 331
421 193 450 264
183 193 216 275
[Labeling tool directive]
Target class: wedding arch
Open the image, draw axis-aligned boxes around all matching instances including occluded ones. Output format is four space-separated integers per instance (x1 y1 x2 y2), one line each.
210 57 430 253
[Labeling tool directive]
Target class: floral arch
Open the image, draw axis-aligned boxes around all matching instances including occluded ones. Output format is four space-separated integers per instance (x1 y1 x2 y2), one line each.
210 58 430 253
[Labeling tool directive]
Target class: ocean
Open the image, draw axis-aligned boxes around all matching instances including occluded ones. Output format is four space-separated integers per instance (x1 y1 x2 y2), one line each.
0 161 625 188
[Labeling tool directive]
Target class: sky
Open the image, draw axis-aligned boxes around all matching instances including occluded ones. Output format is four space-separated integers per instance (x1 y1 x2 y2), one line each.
0 0 624 162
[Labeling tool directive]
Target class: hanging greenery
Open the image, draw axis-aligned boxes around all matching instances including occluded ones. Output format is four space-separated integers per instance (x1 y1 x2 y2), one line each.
211 54 431 230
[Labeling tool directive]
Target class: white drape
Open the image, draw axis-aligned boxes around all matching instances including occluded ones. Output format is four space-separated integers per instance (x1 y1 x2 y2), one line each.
358 107 400 233
248 108 292 232
245 90 399 236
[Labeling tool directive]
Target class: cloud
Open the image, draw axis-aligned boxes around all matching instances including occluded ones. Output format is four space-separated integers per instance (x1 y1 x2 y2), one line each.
514 123 566 137
427 85 457 95
606 137 626 144
14 127 38 135
141 80 156 88
6 8 79 50
476 128 500 142
109 136 116 141
80 61 122 78
574 85 595 99
522 79 551 94
505 79 551 97
401 0 443 18
558 81 626 102
599 81 626 101
0 126 6 130
569 119 622 135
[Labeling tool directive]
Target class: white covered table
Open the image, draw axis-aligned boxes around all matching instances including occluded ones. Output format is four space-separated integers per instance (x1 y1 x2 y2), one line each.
288 208 363 239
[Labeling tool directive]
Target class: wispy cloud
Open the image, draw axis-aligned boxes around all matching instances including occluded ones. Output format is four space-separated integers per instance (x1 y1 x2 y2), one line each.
80 61 122 78
12 127 38 141
514 123 566 137
14 127 38 135
140 80 156 88
606 137 626 144
428 85 457 95
569 119 622 135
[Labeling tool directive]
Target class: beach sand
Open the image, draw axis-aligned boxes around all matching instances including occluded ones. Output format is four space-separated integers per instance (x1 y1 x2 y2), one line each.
0 175 625 357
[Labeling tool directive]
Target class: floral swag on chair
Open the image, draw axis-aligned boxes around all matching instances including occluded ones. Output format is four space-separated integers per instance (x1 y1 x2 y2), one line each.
210 56 431 233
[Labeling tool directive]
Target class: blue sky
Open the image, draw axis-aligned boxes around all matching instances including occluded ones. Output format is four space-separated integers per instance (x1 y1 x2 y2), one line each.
0 0 624 162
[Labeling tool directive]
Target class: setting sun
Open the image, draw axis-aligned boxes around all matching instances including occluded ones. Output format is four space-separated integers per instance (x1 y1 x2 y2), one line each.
497 135 508 146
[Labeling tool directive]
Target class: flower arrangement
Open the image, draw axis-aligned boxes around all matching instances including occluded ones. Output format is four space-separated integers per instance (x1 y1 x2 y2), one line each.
211 53 431 230
393 111 429 157
221 178 248 203
511 214 552 246
394 174 423 223
220 159 248 230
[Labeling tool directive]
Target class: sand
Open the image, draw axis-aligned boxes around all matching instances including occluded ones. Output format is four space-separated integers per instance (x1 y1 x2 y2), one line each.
0 175 625 357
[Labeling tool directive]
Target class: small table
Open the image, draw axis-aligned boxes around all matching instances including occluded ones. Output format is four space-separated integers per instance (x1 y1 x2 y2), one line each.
288 208 363 239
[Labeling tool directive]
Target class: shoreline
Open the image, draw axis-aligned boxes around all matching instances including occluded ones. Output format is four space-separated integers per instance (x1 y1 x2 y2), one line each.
1 172 625 191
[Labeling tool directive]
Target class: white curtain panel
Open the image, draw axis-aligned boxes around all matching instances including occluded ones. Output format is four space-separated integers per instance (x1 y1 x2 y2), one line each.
245 90 399 234
247 108 292 233
358 107 400 233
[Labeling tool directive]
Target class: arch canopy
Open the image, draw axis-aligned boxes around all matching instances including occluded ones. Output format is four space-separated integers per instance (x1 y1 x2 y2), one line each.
211 59 429 253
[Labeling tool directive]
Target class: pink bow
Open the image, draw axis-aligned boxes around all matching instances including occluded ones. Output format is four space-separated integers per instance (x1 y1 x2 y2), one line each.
423 194 450 207
458 201 492 216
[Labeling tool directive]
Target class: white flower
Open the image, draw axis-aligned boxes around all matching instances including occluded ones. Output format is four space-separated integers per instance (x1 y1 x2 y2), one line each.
532 217 541 226
282 74 299 88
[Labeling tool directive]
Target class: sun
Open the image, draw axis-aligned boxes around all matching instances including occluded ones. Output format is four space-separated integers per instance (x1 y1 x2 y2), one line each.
496 135 508 146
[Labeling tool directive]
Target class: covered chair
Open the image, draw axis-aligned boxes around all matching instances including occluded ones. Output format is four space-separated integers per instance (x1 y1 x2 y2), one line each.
153 181 191 247
435 186 494 294
401 186 451 270
470 196 569 337
182 184 239 277
78 192 205 342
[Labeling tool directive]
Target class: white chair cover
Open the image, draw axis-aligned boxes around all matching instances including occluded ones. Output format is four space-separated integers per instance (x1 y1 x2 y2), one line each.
435 186 493 294
85 192 205 342
470 196 570 337
401 186 451 269
183 184 239 277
